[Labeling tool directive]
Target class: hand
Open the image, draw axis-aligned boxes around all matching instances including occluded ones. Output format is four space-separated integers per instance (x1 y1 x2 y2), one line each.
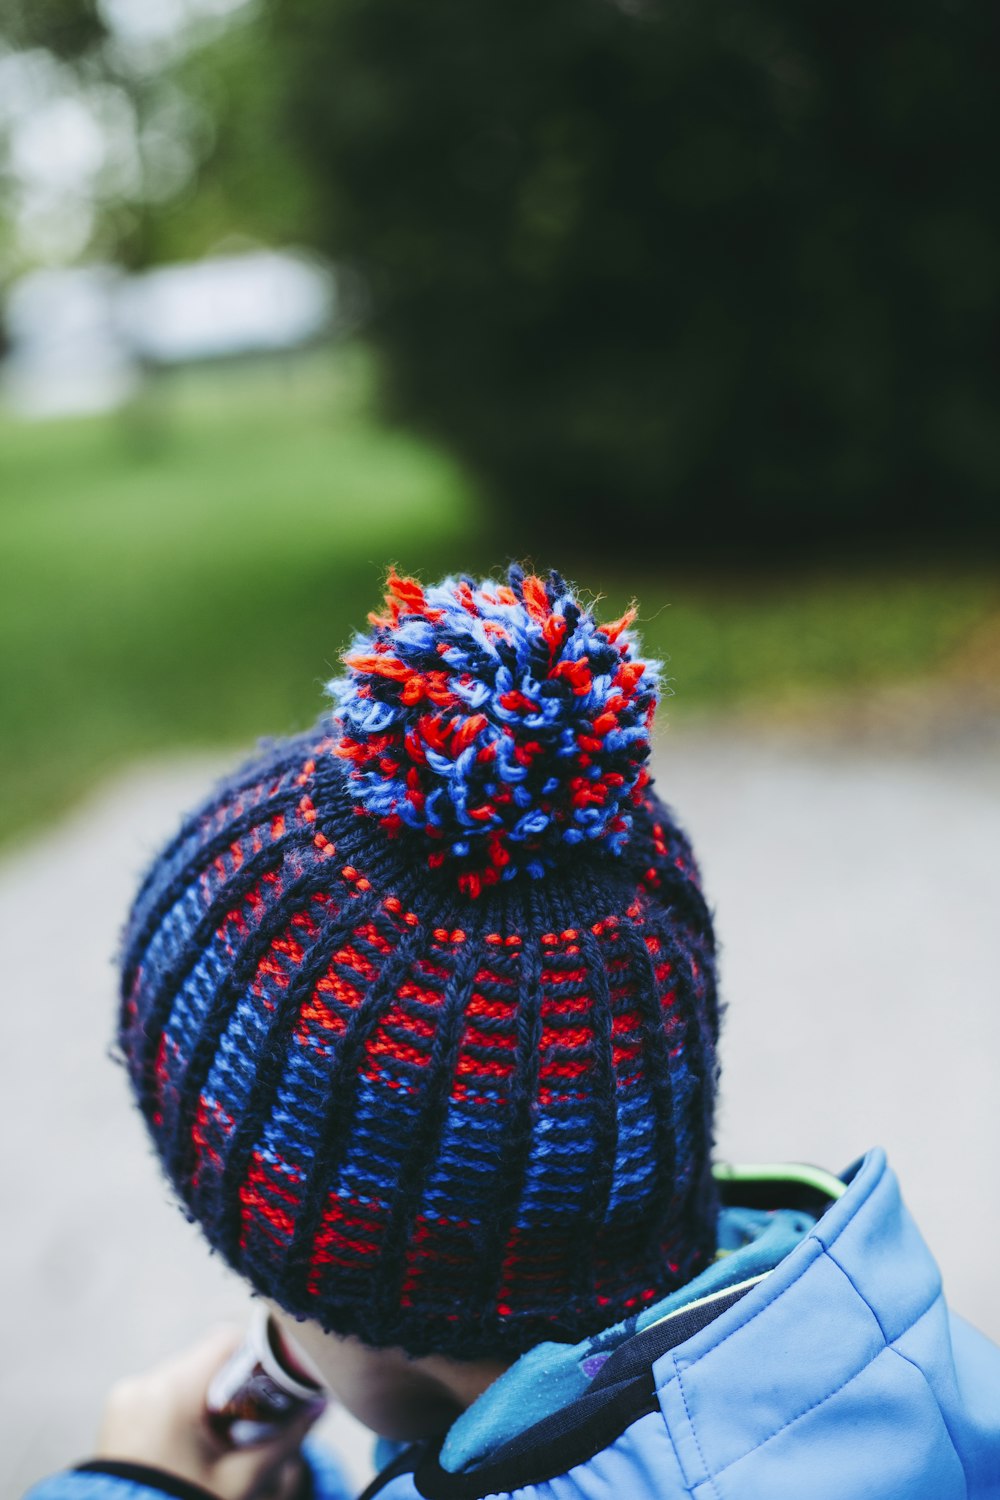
96 1325 323 1500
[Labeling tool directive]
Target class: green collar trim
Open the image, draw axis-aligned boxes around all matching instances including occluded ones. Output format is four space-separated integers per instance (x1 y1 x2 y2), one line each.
713 1160 847 1202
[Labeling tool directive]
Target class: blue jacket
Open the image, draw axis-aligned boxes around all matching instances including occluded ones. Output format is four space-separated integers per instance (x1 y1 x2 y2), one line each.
25 1150 1000 1500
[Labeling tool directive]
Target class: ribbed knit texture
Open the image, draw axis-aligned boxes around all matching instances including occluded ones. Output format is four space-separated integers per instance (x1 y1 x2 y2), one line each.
118 569 721 1359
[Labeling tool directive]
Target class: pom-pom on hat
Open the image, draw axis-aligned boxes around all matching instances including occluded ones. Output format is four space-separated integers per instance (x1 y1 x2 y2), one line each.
330 565 659 895
119 566 721 1359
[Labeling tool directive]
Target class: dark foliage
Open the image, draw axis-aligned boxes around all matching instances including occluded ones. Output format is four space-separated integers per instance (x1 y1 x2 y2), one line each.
276 0 1000 554
2 0 107 57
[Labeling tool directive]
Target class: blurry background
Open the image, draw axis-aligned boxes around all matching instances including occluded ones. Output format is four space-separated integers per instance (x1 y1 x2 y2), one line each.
2 0 999 1492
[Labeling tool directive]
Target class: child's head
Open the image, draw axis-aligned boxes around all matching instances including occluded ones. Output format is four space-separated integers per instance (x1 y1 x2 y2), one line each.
118 566 720 1377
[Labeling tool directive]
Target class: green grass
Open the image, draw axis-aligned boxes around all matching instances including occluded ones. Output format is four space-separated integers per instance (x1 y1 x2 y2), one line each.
1 345 997 848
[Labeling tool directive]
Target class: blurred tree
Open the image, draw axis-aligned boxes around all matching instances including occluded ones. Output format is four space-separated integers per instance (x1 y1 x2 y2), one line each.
3 1 999 555
112 19 316 271
271 0 1000 554
0 0 312 279
2 0 107 57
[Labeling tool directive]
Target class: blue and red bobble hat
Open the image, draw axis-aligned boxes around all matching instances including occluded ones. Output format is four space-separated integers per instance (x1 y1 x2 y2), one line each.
119 566 720 1359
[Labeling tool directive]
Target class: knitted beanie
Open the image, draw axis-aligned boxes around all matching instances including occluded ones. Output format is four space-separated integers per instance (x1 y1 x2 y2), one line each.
118 566 720 1359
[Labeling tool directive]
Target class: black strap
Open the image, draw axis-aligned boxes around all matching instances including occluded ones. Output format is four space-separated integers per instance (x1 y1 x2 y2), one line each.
411 1378 659 1500
589 1279 755 1392
72 1462 221 1500
72 1457 314 1500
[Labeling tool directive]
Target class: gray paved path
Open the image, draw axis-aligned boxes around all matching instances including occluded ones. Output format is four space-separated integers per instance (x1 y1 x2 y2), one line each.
3 729 999 1495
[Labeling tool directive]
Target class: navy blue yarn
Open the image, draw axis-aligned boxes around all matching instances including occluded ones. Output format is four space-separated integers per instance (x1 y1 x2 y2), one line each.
664 924 721 1223
125 776 242 917
646 863 714 946
473 921 544 1320
212 891 385 1266
121 739 311 992
124 742 373 1115
124 733 311 914
371 936 484 1330
569 927 618 1306
615 919 679 1249
669 922 720 1265
122 781 305 981
629 797 717 938
163 859 358 1195
281 925 431 1310
127 836 292 1106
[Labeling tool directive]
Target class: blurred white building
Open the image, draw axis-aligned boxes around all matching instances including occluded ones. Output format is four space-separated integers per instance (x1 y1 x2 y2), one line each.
2 249 335 419
2 265 137 419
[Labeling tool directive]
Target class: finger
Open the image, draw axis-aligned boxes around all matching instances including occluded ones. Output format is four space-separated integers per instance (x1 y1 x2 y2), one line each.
145 1324 246 1419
